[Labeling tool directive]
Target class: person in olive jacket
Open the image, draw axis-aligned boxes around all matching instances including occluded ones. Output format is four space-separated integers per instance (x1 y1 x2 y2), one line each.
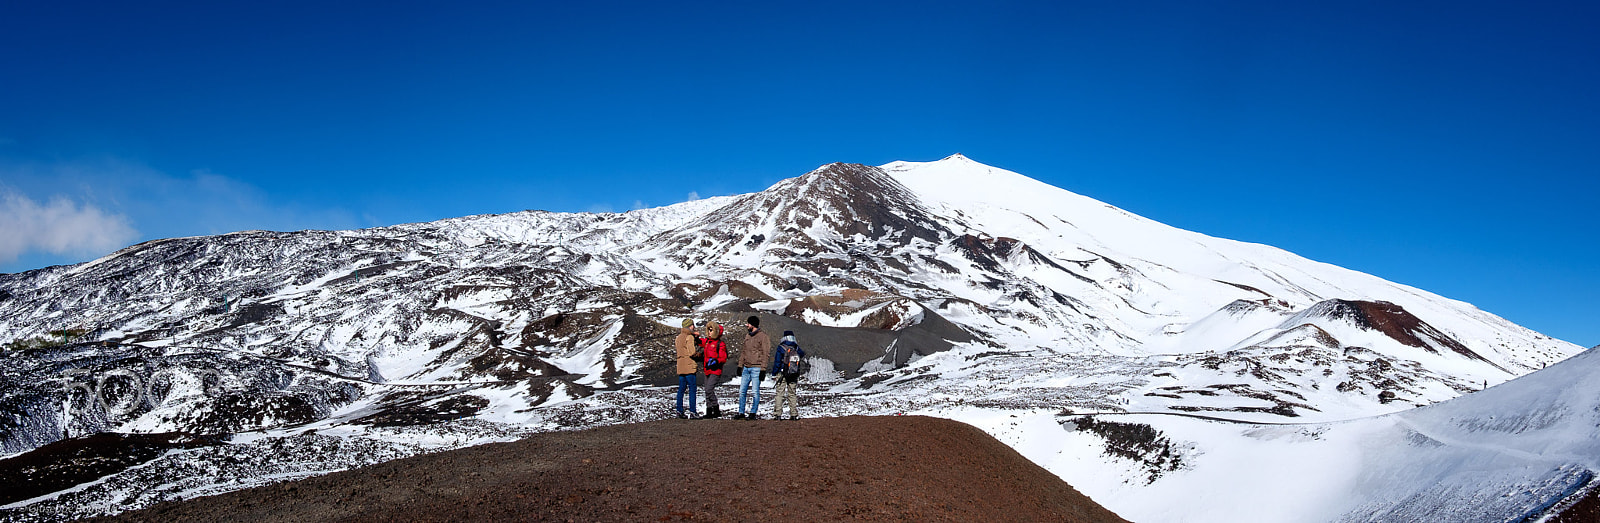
733 316 772 420
674 318 699 419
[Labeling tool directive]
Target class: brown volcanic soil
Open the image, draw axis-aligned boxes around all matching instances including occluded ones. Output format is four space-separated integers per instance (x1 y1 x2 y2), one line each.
101 415 1126 522
1551 483 1600 523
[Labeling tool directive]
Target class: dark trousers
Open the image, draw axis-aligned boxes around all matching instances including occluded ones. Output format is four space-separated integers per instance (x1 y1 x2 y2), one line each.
703 372 723 413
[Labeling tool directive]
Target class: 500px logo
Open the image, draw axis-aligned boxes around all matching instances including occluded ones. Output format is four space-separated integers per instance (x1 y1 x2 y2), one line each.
61 367 229 417
7 505 75 517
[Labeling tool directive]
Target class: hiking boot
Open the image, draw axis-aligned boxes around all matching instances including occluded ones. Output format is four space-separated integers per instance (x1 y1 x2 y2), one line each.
676 411 687 419
788 415 799 420
732 413 746 420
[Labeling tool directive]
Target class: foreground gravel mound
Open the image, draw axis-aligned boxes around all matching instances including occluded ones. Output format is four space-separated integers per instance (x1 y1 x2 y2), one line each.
101 415 1127 522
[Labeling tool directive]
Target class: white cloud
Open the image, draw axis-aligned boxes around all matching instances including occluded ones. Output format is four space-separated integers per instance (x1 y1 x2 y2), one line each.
0 191 138 263
687 191 700 201
8 158 360 234
0 157 364 272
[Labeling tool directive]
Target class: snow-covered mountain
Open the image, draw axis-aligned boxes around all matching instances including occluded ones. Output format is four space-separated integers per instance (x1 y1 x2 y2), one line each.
0 155 1585 521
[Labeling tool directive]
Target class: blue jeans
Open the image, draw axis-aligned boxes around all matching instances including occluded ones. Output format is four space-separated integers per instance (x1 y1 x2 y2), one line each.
676 374 697 414
737 367 762 415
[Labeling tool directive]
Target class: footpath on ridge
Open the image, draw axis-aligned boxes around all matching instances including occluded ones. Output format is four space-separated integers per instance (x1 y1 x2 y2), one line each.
99 415 1127 522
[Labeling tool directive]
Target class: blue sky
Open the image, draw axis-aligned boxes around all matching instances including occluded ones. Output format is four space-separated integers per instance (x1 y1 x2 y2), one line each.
1 1 1595 346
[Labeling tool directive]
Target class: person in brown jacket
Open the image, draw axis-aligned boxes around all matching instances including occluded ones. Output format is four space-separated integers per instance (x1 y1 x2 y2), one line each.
674 318 699 419
733 316 773 420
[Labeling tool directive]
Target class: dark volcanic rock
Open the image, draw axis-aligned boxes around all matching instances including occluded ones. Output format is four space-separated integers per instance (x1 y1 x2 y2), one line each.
1550 482 1600 523
0 432 224 505
1302 299 1500 368
723 310 974 376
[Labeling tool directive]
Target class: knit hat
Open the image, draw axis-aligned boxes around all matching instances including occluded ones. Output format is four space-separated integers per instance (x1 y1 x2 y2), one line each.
747 316 760 328
783 330 794 337
681 318 694 328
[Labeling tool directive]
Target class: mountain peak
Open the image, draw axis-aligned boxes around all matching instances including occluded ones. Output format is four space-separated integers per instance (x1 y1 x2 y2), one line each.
880 153 995 174
631 161 951 272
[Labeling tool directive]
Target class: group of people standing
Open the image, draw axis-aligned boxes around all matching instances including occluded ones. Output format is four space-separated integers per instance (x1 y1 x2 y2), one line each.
674 315 806 420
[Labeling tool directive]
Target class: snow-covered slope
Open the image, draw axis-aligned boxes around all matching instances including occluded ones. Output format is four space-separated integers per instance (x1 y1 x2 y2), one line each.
886 154 1566 373
1014 346 1600 522
0 154 1585 521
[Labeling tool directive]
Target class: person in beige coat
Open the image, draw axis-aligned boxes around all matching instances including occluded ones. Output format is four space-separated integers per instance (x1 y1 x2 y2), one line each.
674 318 700 419
733 316 773 420
770 330 804 420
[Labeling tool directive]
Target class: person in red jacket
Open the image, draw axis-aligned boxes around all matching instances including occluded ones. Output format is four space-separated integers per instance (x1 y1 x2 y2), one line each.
699 320 729 418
